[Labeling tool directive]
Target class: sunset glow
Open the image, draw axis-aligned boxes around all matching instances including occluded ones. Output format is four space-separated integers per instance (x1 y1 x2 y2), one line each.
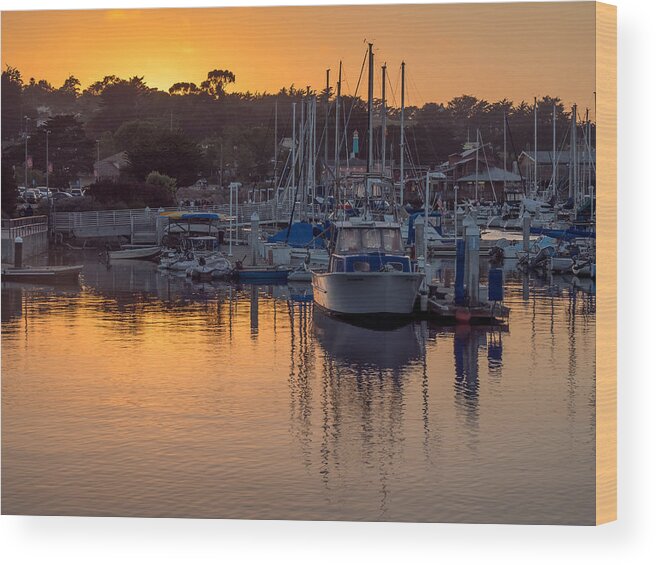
2 3 596 107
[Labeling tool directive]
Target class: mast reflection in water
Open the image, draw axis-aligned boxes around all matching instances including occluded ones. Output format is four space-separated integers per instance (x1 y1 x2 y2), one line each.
2 256 595 524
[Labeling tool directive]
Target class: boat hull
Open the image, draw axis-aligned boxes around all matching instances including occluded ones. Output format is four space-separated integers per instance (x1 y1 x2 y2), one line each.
312 271 423 316
109 246 161 261
236 268 290 283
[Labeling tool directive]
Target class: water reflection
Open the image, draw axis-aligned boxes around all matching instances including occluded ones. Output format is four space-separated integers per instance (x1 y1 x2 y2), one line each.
1 255 596 523
313 311 422 372
309 311 417 516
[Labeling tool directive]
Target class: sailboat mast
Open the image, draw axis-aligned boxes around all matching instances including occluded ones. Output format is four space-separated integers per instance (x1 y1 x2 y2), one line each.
503 111 507 195
367 42 374 174
475 129 479 202
533 97 538 194
274 98 278 195
592 91 596 222
381 63 387 175
334 62 342 217
324 69 330 185
311 96 317 220
292 102 297 195
569 104 576 200
586 107 590 200
400 61 405 207
552 103 556 199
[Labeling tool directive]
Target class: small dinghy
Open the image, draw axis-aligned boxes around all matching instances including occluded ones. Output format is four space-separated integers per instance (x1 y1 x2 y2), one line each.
232 264 291 283
188 254 232 281
109 246 161 261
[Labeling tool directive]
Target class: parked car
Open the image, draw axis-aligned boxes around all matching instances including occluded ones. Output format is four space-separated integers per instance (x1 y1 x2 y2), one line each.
36 187 52 199
69 188 85 197
24 189 39 204
51 191 73 201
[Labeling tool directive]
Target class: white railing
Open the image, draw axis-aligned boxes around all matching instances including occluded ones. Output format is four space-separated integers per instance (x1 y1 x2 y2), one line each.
1 215 48 240
52 201 293 233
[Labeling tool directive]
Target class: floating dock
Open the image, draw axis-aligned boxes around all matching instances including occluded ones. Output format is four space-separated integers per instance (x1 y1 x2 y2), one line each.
1 264 83 284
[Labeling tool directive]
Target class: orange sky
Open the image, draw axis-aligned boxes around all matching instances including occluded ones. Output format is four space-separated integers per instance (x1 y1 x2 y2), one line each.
1 3 596 109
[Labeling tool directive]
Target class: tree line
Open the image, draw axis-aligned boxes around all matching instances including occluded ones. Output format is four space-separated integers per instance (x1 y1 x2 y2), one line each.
1 65 593 215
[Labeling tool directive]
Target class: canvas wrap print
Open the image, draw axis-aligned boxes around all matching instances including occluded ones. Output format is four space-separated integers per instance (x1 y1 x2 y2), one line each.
0 2 616 524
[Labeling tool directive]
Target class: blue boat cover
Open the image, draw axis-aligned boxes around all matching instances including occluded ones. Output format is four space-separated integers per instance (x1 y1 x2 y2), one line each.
181 212 221 221
488 268 504 302
406 211 443 244
267 221 325 248
530 226 596 240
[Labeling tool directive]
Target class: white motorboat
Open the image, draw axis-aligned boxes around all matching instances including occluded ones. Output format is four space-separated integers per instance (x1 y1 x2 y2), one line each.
188 254 233 280
490 235 558 260
312 220 423 316
159 236 229 275
548 256 575 274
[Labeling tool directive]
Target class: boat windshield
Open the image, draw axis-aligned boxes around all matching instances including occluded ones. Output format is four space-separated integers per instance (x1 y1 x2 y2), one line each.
186 238 218 252
336 227 403 254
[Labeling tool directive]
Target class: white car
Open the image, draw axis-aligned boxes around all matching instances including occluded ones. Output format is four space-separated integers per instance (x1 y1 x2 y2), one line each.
70 188 85 197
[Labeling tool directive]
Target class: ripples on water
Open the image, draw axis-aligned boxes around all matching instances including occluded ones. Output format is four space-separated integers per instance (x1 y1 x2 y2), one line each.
1 252 596 523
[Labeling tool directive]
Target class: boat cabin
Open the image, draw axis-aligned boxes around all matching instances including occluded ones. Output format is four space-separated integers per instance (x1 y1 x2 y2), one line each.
160 211 224 247
330 222 413 273
182 236 220 254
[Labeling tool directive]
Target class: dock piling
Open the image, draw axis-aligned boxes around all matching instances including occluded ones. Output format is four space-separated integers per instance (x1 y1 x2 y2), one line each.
463 215 480 306
250 212 260 266
14 237 23 268
523 214 531 252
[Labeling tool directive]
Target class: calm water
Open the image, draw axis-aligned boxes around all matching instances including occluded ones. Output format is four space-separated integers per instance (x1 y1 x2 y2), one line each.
1 251 596 524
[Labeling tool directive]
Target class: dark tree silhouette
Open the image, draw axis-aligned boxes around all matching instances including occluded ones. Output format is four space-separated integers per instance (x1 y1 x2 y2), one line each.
200 69 236 98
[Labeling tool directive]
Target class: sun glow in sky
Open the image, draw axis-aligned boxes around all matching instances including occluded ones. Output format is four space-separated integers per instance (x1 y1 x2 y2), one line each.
2 3 596 108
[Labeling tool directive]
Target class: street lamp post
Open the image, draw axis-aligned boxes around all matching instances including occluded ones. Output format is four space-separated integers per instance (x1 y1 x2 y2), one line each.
24 116 29 189
96 140 100 181
228 183 233 257
45 130 50 189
